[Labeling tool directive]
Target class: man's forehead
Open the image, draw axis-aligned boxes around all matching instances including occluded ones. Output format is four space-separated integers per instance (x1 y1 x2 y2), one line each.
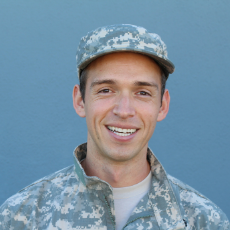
86 52 162 88
87 51 160 70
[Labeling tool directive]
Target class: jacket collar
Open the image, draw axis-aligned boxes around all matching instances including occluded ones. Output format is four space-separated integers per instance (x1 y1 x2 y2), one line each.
73 143 188 230
146 147 188 230
73 143 112 190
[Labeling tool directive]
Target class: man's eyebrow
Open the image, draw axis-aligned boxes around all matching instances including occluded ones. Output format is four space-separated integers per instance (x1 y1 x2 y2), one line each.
134 81 159 90
90 79 159 90
90 79 117 88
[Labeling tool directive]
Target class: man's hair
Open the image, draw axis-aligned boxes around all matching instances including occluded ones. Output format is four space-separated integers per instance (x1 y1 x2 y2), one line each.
79 65 167 104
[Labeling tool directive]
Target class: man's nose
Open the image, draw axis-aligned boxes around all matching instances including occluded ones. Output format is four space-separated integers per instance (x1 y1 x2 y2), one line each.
112 94 135 119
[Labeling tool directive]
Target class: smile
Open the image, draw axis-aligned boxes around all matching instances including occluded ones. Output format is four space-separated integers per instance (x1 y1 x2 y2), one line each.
107 126 137 136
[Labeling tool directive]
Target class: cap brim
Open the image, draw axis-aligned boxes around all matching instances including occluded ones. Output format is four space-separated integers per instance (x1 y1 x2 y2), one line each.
78 47 175 78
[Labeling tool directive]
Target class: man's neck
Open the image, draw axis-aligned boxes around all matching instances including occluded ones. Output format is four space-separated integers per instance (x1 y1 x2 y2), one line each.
81 147 151 188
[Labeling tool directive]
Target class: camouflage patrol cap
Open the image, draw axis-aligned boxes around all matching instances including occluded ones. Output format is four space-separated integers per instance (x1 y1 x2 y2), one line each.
76 24 175 78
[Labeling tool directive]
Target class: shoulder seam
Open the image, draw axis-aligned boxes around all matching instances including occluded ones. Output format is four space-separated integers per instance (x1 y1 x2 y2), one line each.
168 176 208 200
18 171 73 193
169 176 228 215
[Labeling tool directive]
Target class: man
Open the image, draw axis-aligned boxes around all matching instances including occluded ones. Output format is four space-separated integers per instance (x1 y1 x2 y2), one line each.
0 24 229 230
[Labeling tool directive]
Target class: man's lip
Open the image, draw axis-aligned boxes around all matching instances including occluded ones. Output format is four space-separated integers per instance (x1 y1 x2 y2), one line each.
105 124 139 130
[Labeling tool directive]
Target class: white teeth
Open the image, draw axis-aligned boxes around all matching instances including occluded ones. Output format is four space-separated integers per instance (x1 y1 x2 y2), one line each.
107 126 137 136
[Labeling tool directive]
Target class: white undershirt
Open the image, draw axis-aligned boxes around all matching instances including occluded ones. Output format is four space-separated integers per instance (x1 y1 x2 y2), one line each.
112 172 152 230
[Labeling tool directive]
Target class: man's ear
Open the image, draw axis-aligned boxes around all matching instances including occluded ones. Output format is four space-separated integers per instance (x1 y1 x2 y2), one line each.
73 85 86 117
157 89 170 122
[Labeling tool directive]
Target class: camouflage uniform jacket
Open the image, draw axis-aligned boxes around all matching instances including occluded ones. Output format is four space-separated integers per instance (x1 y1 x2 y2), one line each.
0 143 229 230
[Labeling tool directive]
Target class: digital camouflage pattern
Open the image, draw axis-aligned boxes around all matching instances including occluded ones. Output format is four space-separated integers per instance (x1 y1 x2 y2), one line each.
0 143 229 230
76 24 175 79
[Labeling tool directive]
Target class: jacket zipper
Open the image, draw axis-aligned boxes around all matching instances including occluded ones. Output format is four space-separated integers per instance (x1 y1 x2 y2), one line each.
103 194 116 230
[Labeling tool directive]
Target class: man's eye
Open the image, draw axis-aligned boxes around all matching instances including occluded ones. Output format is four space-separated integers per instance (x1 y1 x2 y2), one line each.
137 91 150 96
99 89 111 93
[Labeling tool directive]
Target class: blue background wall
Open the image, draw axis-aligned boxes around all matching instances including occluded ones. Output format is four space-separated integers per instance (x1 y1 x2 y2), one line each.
1 0 229 218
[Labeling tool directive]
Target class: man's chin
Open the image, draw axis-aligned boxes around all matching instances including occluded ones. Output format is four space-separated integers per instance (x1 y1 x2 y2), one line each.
101 147 140 163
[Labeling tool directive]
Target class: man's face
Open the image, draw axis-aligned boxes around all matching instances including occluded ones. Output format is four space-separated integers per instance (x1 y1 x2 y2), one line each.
74 52 170 163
